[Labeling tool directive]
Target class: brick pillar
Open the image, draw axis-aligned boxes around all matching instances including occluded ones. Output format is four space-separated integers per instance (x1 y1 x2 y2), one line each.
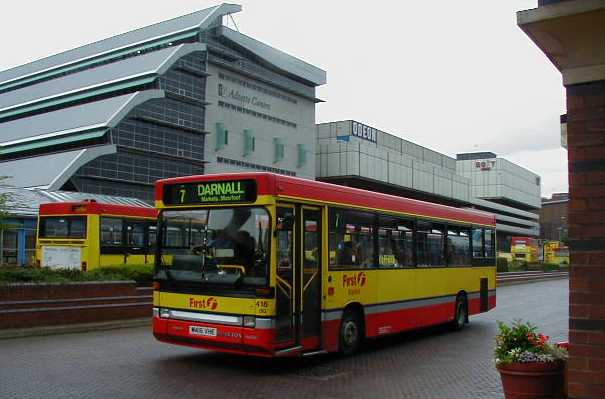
567 80 605 399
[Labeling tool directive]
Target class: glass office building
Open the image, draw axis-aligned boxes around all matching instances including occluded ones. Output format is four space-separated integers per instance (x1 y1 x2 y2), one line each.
0 3 326 202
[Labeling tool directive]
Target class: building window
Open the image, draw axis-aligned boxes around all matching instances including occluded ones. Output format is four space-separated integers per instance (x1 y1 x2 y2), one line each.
297 144 307 168
243 129 255 156
274 138 285 163
216 122 228 150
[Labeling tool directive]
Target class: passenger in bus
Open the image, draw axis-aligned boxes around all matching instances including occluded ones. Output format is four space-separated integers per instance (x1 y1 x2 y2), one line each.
233 230 256 273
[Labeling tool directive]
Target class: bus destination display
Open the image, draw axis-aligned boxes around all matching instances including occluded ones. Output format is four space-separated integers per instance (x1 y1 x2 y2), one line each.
164 180 257 205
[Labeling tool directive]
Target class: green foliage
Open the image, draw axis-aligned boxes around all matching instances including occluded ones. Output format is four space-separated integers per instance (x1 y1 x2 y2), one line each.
494 319 567 365
496 257 509 273
510 261 528 271
542 262 560 272
0 264 153 284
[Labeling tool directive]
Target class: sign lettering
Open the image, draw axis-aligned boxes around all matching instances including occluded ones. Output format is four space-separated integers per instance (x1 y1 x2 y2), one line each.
164 180 257 205
351 121 377 143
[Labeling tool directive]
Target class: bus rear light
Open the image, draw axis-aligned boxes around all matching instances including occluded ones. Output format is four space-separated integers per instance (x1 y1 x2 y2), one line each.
81 262 87 271
243 316 256 328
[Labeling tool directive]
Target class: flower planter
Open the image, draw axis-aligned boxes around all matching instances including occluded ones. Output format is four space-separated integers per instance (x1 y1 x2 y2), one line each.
497 361 565 399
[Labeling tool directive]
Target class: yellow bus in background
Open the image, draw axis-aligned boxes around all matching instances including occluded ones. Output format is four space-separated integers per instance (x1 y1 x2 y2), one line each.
511 236 539 263
36 200 157 270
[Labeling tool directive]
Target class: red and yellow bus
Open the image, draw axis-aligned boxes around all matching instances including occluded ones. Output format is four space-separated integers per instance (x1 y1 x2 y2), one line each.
152 173 496 357
36 200 157 270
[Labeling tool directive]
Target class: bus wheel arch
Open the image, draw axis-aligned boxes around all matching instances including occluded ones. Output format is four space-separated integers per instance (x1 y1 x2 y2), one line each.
338 302 365 355
451 291 468 331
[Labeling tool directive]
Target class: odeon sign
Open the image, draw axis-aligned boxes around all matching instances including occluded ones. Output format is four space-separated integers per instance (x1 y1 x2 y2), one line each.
351 121 377 143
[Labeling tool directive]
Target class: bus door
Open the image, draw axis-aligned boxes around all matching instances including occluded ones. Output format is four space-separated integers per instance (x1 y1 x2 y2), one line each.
274 205 322 352
300 207 322 350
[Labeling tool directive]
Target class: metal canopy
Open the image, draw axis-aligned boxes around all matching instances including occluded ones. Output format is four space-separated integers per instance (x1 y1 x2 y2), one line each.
0 4 240 89
0 44 204 118
1 145 116 190
0 90 164 145
219 27 327 86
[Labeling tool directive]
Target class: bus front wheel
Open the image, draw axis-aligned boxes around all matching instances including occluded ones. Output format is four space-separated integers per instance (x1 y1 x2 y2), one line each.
339 310 362 355
451 297 468 331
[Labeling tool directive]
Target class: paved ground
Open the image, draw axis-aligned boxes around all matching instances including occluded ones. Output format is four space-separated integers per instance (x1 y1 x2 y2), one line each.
0 279 568 399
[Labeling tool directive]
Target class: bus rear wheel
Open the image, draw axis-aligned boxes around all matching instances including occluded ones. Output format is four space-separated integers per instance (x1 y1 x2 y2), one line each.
451 297 468 331
339 310 362 355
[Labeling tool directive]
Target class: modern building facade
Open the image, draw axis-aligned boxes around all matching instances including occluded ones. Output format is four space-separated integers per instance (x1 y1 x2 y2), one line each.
0 3 325 202
540 193 569 242
316 121 541 251
456 152 542 211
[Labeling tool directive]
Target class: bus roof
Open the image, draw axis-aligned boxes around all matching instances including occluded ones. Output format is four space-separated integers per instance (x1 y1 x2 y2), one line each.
39 200 157 218
156 172 496 227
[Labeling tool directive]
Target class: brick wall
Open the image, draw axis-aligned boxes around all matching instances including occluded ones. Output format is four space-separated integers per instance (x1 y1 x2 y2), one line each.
0 281 152 329
566 79 605 399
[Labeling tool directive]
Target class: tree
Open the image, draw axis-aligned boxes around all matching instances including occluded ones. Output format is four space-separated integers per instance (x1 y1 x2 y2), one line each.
0 177 13 266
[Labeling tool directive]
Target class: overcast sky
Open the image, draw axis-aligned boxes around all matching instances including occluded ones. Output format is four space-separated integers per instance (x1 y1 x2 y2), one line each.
0 0 567 196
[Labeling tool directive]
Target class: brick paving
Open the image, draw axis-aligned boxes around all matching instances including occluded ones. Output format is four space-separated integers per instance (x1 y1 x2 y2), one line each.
0 279 568 399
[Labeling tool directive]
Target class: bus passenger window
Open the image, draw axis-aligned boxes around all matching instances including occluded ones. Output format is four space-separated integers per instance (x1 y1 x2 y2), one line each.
417 222 445 267
329 209 375 269
148 224 157 247
101 217 123 246
127 224 145 247
378 215 413 268
447 227 471 266
484 229 495 258
472 229 484 258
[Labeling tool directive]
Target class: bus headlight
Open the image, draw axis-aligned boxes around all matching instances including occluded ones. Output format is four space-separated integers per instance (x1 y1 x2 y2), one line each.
243 316 256 328
160 308 171 319
153 307 159 317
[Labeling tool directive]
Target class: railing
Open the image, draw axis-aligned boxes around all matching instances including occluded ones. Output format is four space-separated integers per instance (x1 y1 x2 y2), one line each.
497 270 569 286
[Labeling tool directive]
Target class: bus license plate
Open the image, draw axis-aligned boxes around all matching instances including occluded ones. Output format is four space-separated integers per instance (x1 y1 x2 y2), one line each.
189 326 217 337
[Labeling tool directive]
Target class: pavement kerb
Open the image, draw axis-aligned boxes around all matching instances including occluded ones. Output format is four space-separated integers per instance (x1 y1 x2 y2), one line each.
0 317 151 340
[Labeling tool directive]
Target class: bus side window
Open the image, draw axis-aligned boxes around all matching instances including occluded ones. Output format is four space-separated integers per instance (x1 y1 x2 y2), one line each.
148 224 157 247
447 227 471 266
484 229 495 259
378 215 413 268
329 208 375 269
416 222 445 267
101 217 123 246
127 223 145 247
472 228 484 259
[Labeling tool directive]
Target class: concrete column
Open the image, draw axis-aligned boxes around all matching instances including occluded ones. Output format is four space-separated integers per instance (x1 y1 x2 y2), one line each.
518 2 605 398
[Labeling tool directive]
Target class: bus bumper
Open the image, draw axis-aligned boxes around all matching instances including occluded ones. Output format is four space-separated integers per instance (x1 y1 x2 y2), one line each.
152 316 276 357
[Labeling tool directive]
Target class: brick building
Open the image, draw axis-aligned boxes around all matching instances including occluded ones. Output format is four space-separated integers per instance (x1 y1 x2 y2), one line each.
540 193 569 242
519 1 605 398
